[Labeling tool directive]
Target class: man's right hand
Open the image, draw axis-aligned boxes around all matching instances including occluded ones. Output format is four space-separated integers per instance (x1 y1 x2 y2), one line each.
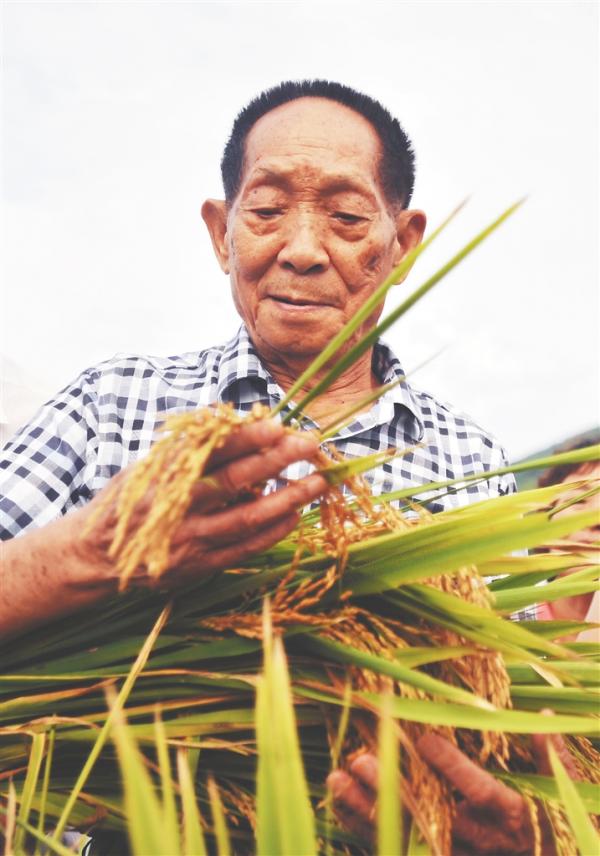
80 418 327 585
1 419 327 637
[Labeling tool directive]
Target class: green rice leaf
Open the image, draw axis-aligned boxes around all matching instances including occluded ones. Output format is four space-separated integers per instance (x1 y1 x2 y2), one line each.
493 570 599 614
321 446 417 486
377 696 402 856
256 604 317 855
110 694 168 856
377 444 600 506
548 743 600 854
497 773 600 815
177 747 208 856
385 586 571 663
407 818 432 854
284 200 523 422
360 692 599 735
53 604 171 841
14 731 45 854
517 620 599 640
207 775 232 856
391 646 475 667
303 636 495 709
154 711 179 849
345 508 599 595
507 661 600 686
272 201 465 418
35 725 56 855
509 685 600 714
484 553 597 587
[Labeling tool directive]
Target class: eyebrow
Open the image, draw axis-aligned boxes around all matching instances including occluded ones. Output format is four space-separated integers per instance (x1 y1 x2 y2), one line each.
243 166 378 203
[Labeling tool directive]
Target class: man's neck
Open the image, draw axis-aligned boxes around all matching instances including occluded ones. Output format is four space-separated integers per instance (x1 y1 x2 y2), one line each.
260 349 378 426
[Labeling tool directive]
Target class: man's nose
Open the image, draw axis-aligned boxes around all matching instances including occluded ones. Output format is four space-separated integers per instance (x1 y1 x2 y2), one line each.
277 215 330 274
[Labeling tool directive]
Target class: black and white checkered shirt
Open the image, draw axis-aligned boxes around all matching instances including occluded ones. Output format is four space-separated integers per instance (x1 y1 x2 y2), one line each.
0 325 515 540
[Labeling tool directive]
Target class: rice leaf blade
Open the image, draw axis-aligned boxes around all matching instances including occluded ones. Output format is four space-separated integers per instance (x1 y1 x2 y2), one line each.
14 732 45 854
53 604 171 841
177 747 207 856
285 200 523 422
272 201 465 417
548 743 600 854
207 775 232 856
256 605 316 855
110 697 168 856
377 696 402 856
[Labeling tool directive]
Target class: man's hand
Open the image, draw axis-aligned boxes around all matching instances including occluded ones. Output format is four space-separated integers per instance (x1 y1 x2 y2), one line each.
328 729 575 854
77 418 327 586
1 419 326 637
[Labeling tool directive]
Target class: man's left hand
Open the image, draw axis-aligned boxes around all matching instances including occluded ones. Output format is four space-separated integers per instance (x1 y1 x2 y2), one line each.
327 730 574 854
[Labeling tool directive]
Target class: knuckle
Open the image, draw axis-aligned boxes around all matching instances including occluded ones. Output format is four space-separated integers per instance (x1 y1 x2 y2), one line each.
239 503 264 532
216 468 238 496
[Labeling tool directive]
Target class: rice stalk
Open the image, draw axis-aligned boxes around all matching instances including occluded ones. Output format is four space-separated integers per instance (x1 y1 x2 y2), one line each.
2 200 599 853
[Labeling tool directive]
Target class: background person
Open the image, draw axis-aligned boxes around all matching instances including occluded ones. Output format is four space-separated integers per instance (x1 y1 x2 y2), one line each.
535 441 600 641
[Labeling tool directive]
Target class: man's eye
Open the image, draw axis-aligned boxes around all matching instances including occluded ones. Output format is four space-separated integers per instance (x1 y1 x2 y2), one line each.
253 208 283 219
333 212 365 224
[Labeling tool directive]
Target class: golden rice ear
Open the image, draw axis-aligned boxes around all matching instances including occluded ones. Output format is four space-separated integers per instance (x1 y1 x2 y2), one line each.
96 403 271 588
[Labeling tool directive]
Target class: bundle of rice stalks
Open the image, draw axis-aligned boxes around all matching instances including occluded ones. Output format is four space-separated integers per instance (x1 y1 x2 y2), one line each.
1 201 599 854
2 417 598 854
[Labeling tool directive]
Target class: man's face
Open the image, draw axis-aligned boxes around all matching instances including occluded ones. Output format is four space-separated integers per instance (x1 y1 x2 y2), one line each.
204 98 424 367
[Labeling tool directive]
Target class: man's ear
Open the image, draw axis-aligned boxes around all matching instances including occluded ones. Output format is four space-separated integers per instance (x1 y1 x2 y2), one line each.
392 209 427 272
201 199 230 274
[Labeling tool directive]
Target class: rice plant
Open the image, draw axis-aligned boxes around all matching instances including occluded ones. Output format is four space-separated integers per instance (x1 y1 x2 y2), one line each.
1 202 598 855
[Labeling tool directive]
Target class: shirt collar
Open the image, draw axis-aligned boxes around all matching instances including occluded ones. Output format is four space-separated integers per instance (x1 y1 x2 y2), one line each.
371 339 424 440
216 325 278 404
216 324 424 440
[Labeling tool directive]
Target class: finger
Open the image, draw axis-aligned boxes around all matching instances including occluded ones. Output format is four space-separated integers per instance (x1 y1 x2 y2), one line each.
452 807 513 855
349 753 378 793
330 804 375 845
187 512 300 573
417 734 523 816
205 420 286 469
531 710 581 780
180 473 327 545
194 434 322 507
327 771 376 841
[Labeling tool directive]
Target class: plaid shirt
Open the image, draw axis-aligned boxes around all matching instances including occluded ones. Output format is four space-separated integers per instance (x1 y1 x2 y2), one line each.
1 325 515 540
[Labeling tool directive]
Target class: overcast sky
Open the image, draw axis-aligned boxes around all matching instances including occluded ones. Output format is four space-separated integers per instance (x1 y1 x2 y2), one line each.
1 0 598 458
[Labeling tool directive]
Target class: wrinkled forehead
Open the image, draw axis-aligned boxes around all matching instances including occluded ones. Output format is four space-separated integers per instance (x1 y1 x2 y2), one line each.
241 159 380 203
240 97 384 194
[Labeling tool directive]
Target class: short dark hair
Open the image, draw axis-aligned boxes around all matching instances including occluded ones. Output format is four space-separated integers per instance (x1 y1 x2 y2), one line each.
221 79 416 209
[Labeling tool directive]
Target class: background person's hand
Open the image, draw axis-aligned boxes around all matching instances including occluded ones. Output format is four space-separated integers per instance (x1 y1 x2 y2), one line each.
75 418 327 588
328 728 575 855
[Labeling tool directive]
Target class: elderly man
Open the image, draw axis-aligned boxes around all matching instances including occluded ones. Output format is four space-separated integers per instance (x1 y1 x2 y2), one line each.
1 80 563 854
1 80 513 634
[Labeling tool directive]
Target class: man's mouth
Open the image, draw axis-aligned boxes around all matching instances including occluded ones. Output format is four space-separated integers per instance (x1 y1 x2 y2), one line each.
266 295 335 309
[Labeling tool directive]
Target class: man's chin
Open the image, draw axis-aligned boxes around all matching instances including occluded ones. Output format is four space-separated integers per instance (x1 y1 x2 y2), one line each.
252 312 343 363
257 334 328 362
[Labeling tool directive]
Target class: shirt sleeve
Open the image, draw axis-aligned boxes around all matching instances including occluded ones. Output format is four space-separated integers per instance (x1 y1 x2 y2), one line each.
0 369 99 540
486 439 517 498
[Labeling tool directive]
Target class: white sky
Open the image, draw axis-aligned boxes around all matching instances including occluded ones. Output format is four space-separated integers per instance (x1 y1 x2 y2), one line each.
1 0 598 458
